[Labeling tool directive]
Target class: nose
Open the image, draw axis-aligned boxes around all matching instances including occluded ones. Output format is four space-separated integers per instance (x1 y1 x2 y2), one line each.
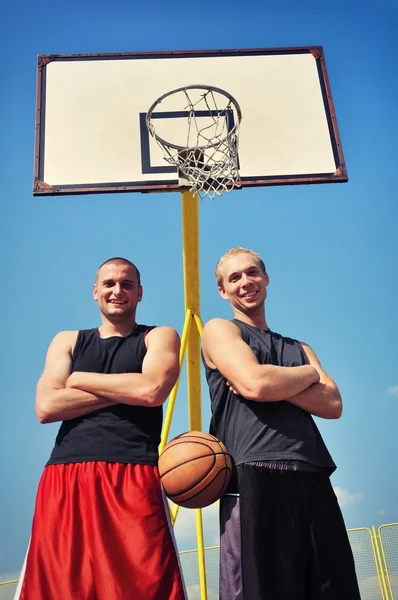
113 283 123 295
241 273 252 286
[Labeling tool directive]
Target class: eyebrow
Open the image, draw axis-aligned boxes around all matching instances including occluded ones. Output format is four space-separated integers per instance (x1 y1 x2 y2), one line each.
229 265 258 278
102 278 135 284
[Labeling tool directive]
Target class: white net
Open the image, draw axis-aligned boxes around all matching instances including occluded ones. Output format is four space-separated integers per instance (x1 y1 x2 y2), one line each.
146 85 242 200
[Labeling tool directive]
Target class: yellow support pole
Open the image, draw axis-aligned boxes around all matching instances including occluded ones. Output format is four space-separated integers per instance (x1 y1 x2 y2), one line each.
181 190 202 432
194 313 204 336
372 526 390 600
181 189 208 600
159 190 207 598
195 507 207 599
160 308 192 453
378 525 395 600
171 502 180 527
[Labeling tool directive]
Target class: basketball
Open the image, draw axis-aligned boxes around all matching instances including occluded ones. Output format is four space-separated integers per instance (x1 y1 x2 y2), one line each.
158 431 232 509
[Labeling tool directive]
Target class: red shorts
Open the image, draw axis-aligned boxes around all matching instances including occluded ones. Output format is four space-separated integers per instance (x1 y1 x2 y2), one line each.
16 462 187 600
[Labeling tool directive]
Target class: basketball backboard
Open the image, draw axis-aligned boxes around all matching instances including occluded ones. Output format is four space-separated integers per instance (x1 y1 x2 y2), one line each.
33 47 347 196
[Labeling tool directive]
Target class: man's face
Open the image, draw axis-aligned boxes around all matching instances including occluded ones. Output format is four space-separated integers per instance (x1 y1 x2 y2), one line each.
218 253 269 313
93 263 142 321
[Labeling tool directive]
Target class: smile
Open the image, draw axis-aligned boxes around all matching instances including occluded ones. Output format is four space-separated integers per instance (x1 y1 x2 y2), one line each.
241 290 259 299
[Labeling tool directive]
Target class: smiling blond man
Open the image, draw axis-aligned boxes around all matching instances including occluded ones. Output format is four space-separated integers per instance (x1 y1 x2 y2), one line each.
202 247 360 600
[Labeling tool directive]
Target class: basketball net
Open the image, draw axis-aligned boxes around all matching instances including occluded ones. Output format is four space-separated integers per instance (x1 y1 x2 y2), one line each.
146 85 242 200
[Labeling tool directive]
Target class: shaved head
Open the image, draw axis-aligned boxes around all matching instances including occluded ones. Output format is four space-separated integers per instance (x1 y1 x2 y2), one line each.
96 257 141 285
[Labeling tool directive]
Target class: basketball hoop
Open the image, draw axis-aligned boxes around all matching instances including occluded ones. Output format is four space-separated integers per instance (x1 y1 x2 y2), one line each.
146 85 242 200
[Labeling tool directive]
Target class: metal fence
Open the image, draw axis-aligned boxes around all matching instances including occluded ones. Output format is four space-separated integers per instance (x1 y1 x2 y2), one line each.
1 523 397 600
379 523 398 599
0 581 18 600
348 528 387 600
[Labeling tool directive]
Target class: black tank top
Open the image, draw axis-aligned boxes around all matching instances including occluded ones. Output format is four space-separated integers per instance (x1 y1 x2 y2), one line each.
47 325 162 466
204 319 336 473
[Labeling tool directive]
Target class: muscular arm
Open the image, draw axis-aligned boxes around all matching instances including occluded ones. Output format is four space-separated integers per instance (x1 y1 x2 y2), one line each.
287 343 343 419
36 331 116 424
67 326 180 408
202 319 319 402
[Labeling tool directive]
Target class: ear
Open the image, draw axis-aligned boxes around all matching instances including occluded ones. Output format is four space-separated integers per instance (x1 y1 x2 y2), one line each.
264 272 270 286
218 286 228 300
138 286 143 302
93 283 98 301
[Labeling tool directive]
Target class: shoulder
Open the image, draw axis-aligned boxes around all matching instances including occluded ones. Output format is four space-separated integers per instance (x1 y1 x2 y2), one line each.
145 326 180 347
298 341 321 364
202 319 243 353
45 330 79 358
299 340 310 349
203 318 240 336
297 340 315 355
50 330 79 347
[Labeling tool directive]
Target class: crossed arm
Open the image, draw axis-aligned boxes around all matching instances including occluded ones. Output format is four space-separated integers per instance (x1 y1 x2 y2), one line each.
202 319 342 419
36 327 180 424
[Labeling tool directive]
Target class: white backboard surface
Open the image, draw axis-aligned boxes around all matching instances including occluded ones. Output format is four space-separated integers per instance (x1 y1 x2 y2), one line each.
33 47 347 195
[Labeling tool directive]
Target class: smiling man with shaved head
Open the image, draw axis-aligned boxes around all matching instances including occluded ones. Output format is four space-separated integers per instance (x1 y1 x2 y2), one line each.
15 257 187 600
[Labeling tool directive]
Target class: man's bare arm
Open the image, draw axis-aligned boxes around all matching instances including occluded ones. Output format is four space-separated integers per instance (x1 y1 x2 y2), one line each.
67 326 180 407
202 319 319 402
36 331 116 424
287 343 342 419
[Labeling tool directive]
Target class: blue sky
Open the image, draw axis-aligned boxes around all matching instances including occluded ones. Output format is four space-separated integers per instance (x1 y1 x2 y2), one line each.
1 0 397 581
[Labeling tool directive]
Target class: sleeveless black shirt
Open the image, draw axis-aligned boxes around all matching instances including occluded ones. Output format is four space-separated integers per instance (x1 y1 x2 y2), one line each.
47 325 162 466
204 319 336 473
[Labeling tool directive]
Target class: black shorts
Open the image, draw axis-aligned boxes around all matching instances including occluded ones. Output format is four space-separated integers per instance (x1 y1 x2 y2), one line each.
220 463 361 600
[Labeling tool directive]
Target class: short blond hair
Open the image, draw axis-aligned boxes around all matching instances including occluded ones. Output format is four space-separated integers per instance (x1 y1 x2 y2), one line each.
215 247 266 287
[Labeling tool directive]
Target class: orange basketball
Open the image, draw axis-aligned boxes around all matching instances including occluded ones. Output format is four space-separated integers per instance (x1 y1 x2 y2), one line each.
158 431 232 509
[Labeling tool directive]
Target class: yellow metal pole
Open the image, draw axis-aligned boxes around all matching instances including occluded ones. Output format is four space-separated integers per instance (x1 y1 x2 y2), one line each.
377 523 398 600
160 308 192 453
194 313 204 336
181 189 208 600
378 525 395 600
171 503 180 526
195 507 208 598
372 526 390 600
181 190 202 432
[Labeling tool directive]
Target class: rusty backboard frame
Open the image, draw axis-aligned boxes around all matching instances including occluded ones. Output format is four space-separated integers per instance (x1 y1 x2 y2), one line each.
33 46 347 196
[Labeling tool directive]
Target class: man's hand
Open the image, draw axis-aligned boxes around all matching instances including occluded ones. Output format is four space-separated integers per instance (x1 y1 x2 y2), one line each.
286 343 342 419
66 371 80 388
226 380 239 395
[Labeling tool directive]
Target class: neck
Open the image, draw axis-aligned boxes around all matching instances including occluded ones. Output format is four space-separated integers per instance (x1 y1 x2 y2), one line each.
98 315 137 338
232 306 268 331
